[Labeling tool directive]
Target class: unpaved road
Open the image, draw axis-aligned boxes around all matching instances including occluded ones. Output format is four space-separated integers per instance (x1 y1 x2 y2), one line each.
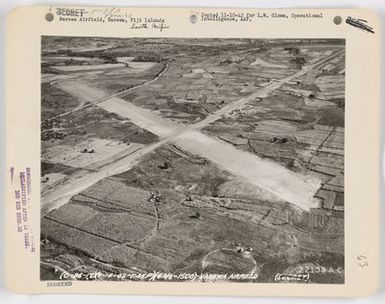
42 50 343 214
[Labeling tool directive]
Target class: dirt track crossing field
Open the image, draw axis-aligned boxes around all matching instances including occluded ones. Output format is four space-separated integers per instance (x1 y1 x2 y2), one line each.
42 49 342 212
40 38 346 284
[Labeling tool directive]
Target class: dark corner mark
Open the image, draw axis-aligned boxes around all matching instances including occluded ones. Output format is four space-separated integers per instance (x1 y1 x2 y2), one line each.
345 16 375 34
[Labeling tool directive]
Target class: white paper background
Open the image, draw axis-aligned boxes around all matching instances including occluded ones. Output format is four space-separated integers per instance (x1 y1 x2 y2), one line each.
0 0 384 303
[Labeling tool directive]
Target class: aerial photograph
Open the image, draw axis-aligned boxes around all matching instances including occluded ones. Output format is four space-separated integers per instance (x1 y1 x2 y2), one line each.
40 37 345 283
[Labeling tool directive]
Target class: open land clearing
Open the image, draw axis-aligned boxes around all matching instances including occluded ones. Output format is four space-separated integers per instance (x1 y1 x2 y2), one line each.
51 63 127 73
203 50 345 212
42 144 344 283
41 38 345 283
42 138 143 169
41 100 159 200
174 131 320 209
41 47 341 210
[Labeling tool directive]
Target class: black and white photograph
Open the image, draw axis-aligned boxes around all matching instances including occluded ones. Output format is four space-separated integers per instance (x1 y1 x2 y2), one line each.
39 37 345 284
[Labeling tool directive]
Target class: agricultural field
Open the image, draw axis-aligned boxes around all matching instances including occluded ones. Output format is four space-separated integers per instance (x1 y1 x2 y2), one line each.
120 42 320 124
41 83 81 121
41 89 159 196
40 37 345 284
41 144 344 283
203 48 345 213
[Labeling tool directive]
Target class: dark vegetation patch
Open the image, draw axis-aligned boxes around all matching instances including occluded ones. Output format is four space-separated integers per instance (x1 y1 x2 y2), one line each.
41 83 80 121
41 161 80 177
42 104 158 145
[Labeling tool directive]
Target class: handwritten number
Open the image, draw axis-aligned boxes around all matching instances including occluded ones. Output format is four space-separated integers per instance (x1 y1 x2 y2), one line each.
357 255 368 268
